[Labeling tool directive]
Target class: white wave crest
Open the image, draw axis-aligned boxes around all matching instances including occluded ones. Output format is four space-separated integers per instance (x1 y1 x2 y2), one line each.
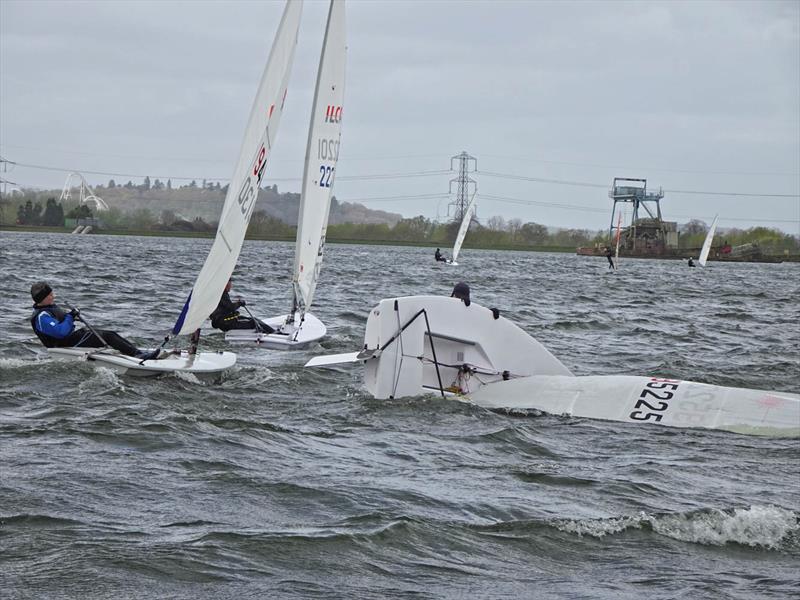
555 505 798 548
78 366 125 395
653 505 797 548
0 357 35 369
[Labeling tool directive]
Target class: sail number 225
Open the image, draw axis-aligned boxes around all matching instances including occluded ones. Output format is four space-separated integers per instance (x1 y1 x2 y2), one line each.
629 379 680 422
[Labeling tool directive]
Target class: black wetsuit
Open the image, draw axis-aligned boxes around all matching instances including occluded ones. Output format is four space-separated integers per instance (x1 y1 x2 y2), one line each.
30 303 141 357
435 250 446 262
210 291 274 333
606 250 615 268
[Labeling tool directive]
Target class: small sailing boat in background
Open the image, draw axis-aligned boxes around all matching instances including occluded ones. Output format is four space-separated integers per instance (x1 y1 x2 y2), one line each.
697 214 719 267
612 211 623 271
446 192 477 266
226 0 346 350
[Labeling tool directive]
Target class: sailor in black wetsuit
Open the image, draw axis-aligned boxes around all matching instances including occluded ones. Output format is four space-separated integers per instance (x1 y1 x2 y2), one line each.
435 248 447 262
688 257 696 267
210 279 274 333
29 281 157 359
605 247 615 269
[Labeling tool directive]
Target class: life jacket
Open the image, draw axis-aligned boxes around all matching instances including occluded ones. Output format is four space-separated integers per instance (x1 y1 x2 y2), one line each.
30 304 70 347
210 292 240 329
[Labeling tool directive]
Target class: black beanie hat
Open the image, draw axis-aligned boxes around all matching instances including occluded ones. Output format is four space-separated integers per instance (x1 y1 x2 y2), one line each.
451 282 471 306
31 281 52 304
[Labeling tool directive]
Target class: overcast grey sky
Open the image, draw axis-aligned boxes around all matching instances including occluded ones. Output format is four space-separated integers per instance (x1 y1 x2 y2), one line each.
1 0 798 234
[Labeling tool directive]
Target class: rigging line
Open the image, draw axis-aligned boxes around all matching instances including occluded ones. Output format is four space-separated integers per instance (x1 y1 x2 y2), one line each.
480 170 800 198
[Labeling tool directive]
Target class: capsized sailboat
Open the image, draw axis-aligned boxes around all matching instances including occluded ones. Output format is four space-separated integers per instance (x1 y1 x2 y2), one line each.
305 296 800 436
47 2 305 376
697 214 719 267
446 192 477 266
226 0 346 351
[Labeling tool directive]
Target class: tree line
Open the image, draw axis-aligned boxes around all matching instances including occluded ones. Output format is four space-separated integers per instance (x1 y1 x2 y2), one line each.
1 193 797 255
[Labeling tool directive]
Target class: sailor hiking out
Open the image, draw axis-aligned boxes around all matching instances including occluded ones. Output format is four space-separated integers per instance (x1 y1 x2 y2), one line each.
29 281 158 360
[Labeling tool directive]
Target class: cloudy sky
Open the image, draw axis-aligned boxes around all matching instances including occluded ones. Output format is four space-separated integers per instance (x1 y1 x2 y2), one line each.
1 0 798 234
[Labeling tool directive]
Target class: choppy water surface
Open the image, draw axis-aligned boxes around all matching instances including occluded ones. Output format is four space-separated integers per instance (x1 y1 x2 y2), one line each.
1 231 799 599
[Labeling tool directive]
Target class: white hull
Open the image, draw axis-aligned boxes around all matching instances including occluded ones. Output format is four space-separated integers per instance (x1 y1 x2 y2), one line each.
469 375 800 437
306 295 800 436
224 311 326 350
48 347 236 378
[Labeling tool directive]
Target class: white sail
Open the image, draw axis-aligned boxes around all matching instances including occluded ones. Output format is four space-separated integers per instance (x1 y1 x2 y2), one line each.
698 214 719 267
173 1 303 336
613 211 623 271
450 192 477 264
292 0 346 313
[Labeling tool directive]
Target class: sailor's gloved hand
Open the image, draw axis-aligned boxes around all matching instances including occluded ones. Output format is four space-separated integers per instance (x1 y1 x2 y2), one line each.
238 299 246 307
490 307 500 320
69 307 81 319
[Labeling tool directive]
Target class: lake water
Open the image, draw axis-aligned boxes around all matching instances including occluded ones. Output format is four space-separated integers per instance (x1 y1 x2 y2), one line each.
1 231 799 599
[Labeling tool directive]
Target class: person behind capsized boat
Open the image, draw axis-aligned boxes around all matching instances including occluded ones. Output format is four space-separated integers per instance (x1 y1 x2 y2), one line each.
29 281 158 359
450 282 501 320
605 247 614 269
434 248 447 262
688 257 696 267
210 279 275 333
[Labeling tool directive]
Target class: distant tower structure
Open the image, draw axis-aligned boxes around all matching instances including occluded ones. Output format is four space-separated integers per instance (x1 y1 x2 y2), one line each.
448 151 477 223
608 177 677 251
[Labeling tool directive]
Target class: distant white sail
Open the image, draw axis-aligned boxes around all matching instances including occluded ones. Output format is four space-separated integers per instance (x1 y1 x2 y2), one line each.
698 214 719 268
173 1 303 336
613 211 623 271
450 192 477 264
292 0 346 313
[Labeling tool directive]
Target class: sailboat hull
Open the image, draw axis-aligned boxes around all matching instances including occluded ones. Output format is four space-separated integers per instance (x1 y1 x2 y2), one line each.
224 311 326 350
47 348 236 378
304 295 800 436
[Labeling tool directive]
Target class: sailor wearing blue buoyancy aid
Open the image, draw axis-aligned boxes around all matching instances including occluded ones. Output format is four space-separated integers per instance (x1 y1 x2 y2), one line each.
29 281 157 359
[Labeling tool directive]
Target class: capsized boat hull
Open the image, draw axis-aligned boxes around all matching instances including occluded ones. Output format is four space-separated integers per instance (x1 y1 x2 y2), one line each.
48 347 236 377
468 375 800 437
305 295 799 436
224 311 326 350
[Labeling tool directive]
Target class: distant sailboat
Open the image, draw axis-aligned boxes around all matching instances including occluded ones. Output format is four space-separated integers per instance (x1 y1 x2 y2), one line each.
226 0 346 350
447 192 477 266
613 212 623 271
697 215 719 267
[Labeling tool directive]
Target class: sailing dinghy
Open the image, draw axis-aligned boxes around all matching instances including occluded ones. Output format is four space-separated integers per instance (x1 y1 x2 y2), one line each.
305 296 800 436
48 2 304 376
697 214 719 267
226 0 346 351
445 192 477 266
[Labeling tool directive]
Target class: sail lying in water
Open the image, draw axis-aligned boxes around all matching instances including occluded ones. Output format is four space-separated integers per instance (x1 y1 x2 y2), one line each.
698 214 719 267
173 0 303 337
226 0 346 351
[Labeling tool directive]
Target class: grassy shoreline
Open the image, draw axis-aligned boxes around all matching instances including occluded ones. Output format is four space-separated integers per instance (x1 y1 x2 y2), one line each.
4 225 797 259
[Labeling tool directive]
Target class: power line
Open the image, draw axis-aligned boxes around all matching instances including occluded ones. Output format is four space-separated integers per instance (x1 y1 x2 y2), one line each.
479 193 800 224
480 170 800 198
480 153 800 177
